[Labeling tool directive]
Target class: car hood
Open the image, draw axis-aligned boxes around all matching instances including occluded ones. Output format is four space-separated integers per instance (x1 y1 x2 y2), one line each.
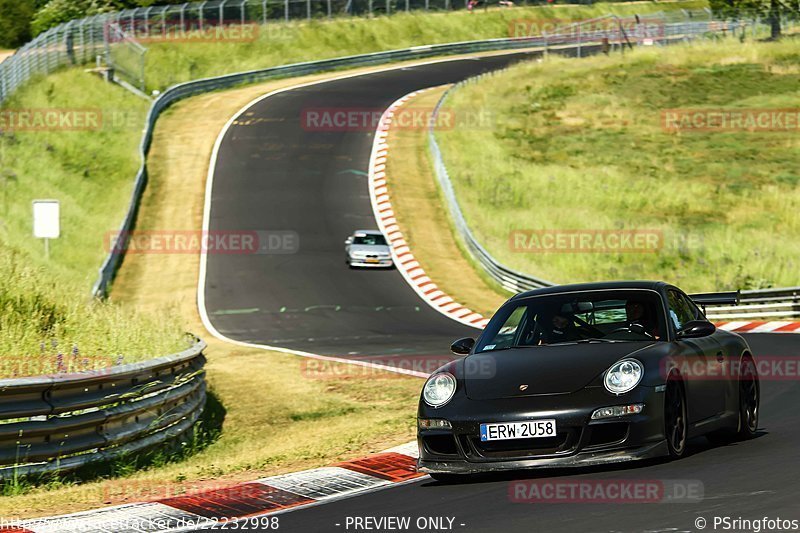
463 341 656 400
348 244 390 255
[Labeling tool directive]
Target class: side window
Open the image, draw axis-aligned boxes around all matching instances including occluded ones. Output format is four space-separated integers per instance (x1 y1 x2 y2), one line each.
667 290 696 331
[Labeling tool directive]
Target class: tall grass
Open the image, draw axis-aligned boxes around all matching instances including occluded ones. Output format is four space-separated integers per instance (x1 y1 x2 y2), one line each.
142 1 704 90
437 39 800 292
0 70 186 376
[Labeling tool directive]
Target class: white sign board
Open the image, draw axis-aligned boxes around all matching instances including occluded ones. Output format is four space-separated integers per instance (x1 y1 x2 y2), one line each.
33 200 60 239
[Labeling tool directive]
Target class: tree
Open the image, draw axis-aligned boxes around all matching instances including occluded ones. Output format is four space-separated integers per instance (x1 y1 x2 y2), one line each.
0 0 37 48
710 0 800 39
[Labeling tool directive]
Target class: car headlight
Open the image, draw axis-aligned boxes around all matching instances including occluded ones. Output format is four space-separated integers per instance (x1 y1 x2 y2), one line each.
423 372 456 408
604 359 643 394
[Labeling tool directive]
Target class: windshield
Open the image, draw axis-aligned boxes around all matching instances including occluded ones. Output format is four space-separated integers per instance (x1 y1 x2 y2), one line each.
352 234 387 246
476 289 667 353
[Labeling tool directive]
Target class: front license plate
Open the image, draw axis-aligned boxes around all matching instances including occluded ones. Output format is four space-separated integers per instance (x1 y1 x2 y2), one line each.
480 420 557 441
366 258 379 263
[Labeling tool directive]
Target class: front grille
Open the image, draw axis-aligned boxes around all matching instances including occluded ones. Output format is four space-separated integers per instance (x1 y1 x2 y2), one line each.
464 429 578 459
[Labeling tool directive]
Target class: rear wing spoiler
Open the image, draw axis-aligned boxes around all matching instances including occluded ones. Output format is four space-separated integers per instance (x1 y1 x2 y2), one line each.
689 291 740 307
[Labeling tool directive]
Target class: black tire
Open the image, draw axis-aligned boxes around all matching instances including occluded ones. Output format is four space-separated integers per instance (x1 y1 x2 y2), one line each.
664 376 688 458
429 473 467 484
707 357 759 445
736 357 759 439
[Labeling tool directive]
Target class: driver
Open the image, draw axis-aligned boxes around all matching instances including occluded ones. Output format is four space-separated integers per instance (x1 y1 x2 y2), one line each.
542 313 582 344
625 300 660 339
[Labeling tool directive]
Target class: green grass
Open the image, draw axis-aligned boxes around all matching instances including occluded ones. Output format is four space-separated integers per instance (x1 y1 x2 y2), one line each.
436 38 800 292
0 70 186 376
141 1 704 91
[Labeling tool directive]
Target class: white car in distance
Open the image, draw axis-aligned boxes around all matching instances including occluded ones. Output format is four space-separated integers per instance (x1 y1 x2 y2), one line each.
345 230 393 268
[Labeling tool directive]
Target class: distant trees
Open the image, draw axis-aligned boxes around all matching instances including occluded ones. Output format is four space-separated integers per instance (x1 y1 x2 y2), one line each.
710 0 799 38
0 0 37 48
0 0 192 48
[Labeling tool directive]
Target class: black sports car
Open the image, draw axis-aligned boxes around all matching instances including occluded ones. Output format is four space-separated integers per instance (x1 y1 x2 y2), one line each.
417 281 759 481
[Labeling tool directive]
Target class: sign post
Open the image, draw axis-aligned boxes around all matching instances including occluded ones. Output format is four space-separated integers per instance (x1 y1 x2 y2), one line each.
33 200 60 260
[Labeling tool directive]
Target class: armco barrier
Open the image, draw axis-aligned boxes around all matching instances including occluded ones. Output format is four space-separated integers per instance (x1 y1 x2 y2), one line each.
427 35 800 321
91 13 732 298
0 338 206 479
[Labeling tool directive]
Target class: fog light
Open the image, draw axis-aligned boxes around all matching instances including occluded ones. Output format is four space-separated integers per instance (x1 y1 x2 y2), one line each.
591 404 644 420
418 418 452 429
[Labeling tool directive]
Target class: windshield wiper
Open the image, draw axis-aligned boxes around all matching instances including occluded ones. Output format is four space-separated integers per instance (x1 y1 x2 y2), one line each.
480 345 538 353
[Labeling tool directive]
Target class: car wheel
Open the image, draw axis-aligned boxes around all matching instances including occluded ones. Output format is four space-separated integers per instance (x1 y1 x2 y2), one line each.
664 377 688 458
736 357 759 439
429 473 467 484
707 357 759 445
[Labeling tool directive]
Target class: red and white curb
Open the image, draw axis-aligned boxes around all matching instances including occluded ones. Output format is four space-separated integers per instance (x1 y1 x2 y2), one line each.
368 89 490 331
8 443 422 532
716 320 800 333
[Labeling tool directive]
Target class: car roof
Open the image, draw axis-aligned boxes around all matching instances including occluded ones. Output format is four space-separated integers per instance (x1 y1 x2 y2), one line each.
511 280 670 301
353 229 384 235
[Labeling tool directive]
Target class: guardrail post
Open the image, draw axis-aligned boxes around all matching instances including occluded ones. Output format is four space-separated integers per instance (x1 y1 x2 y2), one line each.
406 0 409 11
285 0 289 21
307 0 312 19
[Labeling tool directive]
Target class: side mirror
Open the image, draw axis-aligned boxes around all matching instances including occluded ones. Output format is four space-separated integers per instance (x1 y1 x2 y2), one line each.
676 320 716 339
344 237 353 245
450 337 475 356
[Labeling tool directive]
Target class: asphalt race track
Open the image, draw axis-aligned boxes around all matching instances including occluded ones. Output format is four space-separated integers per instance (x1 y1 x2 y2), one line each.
204 52 542 360
203 52 800 532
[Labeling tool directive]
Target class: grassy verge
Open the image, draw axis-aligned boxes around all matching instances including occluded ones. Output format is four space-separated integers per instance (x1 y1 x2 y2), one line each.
0 69 428 519
0 70 186 375
385 86 508 317
436 38 800 293
141 1 704 91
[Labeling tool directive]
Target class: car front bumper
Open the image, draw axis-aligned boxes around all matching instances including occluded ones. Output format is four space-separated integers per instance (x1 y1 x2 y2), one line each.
349 258 393 268
418 440 668 474
417 385 669 474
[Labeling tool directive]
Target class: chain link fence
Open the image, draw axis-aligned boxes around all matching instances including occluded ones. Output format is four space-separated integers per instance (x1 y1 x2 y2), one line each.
4 0 779 105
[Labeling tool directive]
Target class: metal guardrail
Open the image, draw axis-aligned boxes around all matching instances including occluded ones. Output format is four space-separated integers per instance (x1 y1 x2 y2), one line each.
707 287 800 320
90 12 727 297
427 21 800 321
0 338 206 479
